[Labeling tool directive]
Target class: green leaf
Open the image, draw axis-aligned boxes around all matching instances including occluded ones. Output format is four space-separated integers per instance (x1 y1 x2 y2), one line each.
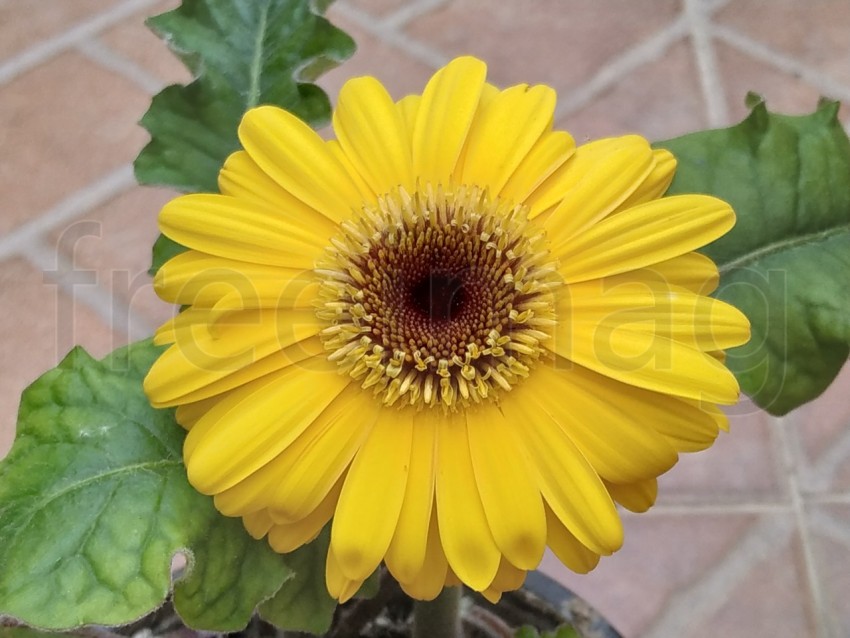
0 341 291 631
134 0 355 272
655 98 850 414
0 629 83 638
258 527 336 635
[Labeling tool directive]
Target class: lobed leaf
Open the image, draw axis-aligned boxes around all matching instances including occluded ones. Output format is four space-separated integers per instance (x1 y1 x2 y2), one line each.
134 0 355 273
0 342 290 631
656 98 850 414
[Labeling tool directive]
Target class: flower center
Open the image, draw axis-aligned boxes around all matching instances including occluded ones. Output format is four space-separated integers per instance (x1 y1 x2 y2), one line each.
316 185 558 410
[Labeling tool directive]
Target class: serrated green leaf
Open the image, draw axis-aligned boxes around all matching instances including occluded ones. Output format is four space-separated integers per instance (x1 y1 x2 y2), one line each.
258 527 336 635
149 234 188 277
656 98 850 414
134 0 355 273
0 341 290 631
0 629 84 638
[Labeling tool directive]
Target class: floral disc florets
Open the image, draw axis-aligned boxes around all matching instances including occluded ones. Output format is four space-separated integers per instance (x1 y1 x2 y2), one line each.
316 184 559 410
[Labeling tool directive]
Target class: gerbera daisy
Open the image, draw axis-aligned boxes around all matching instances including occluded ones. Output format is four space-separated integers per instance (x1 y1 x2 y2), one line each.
144 56 750 603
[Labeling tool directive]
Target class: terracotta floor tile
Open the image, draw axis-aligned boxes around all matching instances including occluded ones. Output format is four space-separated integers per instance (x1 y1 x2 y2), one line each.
716 0 850 86
542 513 759 637
403 0 681 91
99 0 191 87
0 258 124 458
339 0 414 19
684 530 814 638
47 185 178 330
809 504 850 636
0 52 150 234
560 40 705 143
715 42 843 124
319 9 437 105
659 399 786 504
786 362 850 496
0 0 118 62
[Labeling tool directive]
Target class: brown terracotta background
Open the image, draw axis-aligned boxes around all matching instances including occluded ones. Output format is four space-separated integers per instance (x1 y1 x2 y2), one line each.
1 1 849 636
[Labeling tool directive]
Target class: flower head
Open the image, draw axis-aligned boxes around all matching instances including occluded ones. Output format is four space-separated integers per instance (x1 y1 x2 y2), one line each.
144 56 749 602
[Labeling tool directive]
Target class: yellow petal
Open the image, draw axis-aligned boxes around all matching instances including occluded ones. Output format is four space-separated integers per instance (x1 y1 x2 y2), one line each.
218 150 340 236
155 250 318 310
331 407 413 581
266 385 379 521
144 308 322 407
238 105 364 222
556 195 735 283
397 94 421 139
268 478 342 553
544 502 600 574
548 320 741 404
334 76 414 195
543 137 654 243
459 83 556 195
412 56 486 186
600 252 720 295
467 403 546 570
435 411 501 591
174 338 325 408
604 478 658 513
159 194 327 269
183 360 349 494
524 135 644 219
397 508 449 601
488 557 526 595
385 414 437 584
528 362 680 482
501 130 575 205
326 544 365 603
501 387 623 555
559 279 751 352
615 147 677 210
242 509 274 540
214 383 375 518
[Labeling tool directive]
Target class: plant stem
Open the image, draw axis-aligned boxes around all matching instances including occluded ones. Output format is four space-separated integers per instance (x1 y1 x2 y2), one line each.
412 586 463 638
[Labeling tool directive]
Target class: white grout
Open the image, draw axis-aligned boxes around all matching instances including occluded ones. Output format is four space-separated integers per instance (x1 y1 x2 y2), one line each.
0 0 162 86
712 23 850 104
0 166 136 261
643 514 796 638
684 0 730 126
775 415 832 638
553 16 689 121
77 38 164 95
330 1 448 70
640 500 792 515
23 237 156 344
379 0 450 31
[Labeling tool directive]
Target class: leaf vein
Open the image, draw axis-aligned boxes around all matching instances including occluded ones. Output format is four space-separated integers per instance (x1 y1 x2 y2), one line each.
718 222 850 273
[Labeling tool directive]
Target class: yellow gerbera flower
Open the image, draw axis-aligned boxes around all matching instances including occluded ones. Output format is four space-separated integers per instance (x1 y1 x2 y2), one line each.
144 56 750 603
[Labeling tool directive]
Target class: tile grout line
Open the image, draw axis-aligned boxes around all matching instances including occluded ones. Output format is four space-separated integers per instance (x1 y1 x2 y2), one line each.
774 414 833 638
330 0 448 70
0 166 137 261
683 0 729 126
378 0 451 31
797 423 850 494
22 236 156 345
0 164 136 260
712 23 850 104
639 501 792 516
0 0 162 86
77 38 165 95
553 16 689 122
643 514 796 638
